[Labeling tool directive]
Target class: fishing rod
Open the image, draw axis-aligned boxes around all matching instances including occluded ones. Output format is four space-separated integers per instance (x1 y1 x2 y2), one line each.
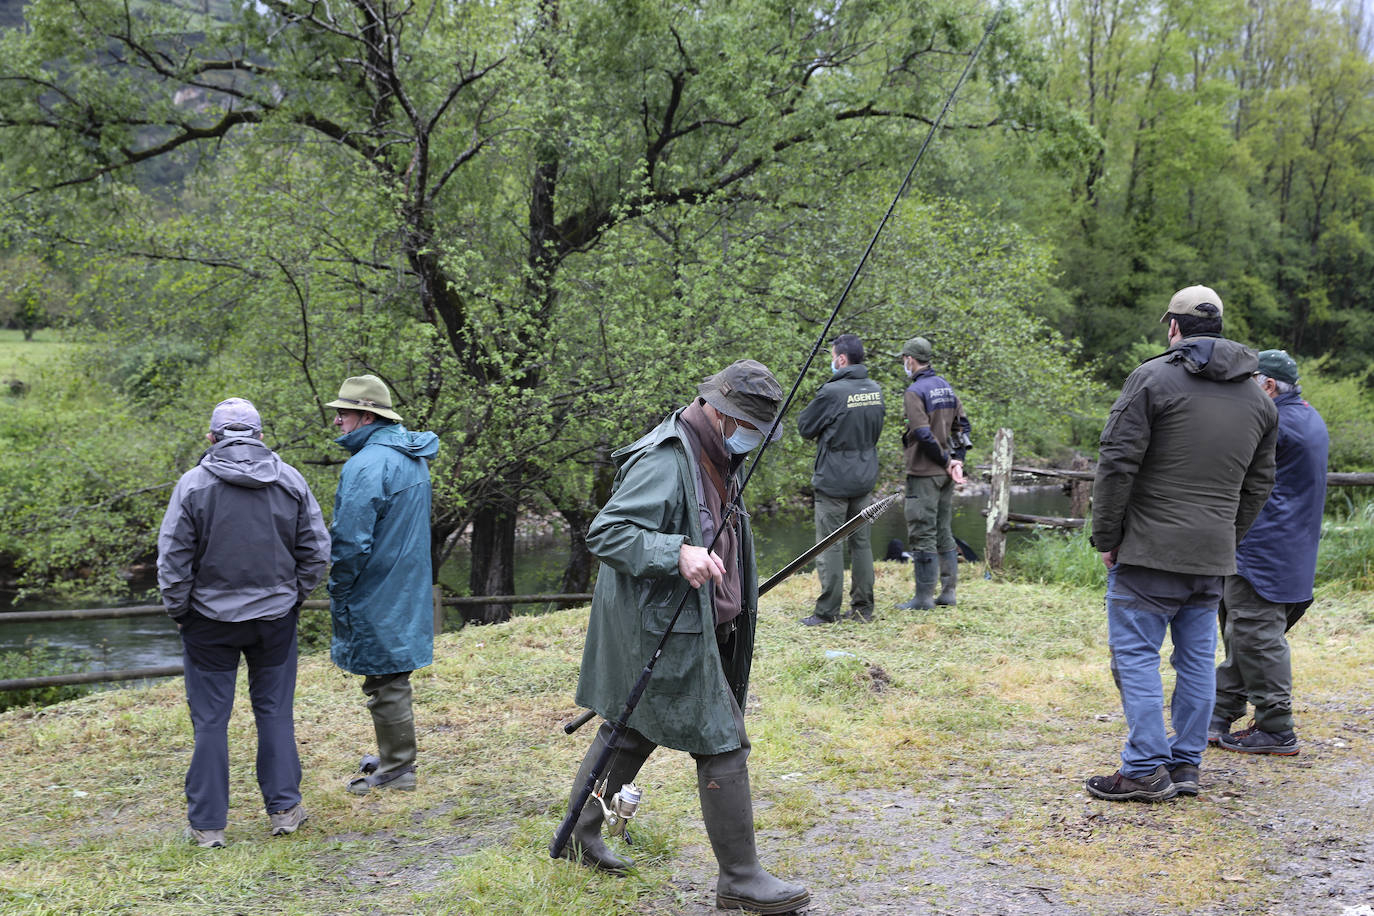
551 8 1004 860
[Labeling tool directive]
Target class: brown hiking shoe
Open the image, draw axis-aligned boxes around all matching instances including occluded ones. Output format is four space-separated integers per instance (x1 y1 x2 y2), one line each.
1085 765 1177 802
1167 764 1200 797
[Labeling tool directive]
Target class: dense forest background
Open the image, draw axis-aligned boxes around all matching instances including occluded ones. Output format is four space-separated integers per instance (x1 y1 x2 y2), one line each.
1 0 1371 616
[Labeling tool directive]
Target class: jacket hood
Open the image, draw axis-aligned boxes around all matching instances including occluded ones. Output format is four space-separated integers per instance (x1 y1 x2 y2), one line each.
336 421 440 459
200 437 281 489
1162 335 1258 382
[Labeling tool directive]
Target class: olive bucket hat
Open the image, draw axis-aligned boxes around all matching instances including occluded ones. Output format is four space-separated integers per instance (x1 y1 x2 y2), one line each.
326 375 403 422
697 359 785 442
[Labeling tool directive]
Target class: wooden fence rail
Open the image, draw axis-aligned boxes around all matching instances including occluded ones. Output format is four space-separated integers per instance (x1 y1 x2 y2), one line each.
0 588 593 692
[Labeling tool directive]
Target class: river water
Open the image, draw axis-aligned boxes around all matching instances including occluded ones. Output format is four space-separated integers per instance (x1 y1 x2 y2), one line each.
0 485 1073 673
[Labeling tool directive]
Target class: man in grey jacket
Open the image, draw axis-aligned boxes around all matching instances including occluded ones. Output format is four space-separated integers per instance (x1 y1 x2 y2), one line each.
158 398 331 847
1087 287 1276 803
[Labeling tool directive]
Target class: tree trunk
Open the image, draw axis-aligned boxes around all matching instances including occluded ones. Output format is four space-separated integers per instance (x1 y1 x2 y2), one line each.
466 498 516 624
557 507 593 600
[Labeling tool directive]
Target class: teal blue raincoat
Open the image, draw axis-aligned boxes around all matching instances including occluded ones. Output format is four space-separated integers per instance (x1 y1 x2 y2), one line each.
574 410 759 756
329 422 440 675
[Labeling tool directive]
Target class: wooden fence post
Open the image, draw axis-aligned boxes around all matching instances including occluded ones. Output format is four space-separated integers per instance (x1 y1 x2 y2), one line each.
985 427 1013 572
1069 454 1093 520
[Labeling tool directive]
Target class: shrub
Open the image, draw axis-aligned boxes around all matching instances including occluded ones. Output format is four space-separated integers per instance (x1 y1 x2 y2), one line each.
0 639 94 712
1003 525 1106 590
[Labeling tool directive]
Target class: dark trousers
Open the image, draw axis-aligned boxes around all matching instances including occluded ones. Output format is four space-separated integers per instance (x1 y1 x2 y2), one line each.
813 491 875 619
180 610 302 830
1214 574 1310 733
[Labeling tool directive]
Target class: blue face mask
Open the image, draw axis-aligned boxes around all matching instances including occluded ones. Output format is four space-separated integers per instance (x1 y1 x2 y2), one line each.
725 425 765 454
831 358 840 374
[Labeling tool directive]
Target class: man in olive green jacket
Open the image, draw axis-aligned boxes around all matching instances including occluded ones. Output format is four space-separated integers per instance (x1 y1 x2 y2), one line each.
553 360 809 916
1086 286 1277 804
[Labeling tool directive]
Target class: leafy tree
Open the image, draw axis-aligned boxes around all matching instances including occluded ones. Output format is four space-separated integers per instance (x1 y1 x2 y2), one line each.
0 0 1083 615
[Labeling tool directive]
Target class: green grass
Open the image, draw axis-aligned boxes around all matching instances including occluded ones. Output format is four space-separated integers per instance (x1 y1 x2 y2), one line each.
0 565 1371 914
0 329 83 407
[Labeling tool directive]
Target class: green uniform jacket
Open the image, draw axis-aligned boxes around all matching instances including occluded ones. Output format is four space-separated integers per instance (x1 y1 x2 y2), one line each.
1092 335 1278 576
796 365 885 498
574 409 758 756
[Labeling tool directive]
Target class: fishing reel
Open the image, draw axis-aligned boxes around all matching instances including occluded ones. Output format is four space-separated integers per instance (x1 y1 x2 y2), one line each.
594 781 643 838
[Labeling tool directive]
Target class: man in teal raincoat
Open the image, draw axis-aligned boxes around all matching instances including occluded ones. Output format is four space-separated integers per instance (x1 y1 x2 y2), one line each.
553 360 809 916
327 375 439 794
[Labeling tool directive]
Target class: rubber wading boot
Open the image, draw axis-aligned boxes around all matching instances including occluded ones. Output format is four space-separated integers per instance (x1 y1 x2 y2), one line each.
349 678 418 795
698 765 809 914
551 724 652 874
894 551 938 610
935 549 959 606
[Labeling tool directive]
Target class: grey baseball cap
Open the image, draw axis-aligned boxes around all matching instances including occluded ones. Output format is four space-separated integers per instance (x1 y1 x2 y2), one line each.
209 397 262 437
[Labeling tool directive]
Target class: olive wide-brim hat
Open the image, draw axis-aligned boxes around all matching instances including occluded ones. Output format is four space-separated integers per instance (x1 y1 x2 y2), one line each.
696 359 785 442
325 375 403 422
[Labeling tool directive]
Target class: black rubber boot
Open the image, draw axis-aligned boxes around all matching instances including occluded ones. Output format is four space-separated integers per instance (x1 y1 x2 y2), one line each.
552 722 654 874
697 764 809 914
935 549 959 606
349 675 417 794
895 551 938 610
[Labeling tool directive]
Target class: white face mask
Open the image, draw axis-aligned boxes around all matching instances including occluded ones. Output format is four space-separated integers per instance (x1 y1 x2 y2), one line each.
725 426 765 454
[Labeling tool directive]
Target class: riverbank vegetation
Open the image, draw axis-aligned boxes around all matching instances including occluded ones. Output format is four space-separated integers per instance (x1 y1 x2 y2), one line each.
2 0 1374 608
1 565 1370 914
2 1 1374 615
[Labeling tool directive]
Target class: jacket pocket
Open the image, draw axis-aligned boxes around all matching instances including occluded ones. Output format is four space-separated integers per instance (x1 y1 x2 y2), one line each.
640 582 701 635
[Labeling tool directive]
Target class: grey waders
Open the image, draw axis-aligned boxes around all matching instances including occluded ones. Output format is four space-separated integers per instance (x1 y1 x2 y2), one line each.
894 550 938 610
935 548 959 606
553 722 654 874
349 673 417 794
698 761 810 914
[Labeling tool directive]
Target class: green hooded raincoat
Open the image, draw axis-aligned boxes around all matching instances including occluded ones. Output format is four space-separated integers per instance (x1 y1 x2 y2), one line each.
574 409 758 756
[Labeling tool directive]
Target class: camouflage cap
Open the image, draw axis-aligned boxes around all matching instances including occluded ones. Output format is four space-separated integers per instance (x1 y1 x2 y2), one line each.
901 337 933 361
1161 285 1223 323
697 359 785 442
1257 349 1299 385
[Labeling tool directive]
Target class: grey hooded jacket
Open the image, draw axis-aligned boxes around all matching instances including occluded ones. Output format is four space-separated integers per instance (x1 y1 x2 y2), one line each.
158 436 331 622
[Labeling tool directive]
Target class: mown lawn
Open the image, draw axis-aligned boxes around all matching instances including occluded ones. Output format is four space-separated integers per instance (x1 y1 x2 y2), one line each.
1 563 1370 915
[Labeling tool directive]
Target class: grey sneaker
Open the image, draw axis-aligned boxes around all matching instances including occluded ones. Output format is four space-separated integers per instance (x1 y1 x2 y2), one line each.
1207 717 1233 745
799 614 839 626
269 803 308 836
186 826 226 848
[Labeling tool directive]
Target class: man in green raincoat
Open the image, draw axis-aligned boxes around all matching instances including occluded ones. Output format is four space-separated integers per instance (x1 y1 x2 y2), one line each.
327 375 439 795
552 360 809 916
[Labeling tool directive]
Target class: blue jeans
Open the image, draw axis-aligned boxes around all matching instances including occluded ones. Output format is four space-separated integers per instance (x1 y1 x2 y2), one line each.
1106 565 1221 777
180 610 302 830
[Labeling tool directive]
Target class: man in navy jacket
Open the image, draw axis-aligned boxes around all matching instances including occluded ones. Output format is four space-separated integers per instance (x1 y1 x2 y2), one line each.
1212 350 1329 756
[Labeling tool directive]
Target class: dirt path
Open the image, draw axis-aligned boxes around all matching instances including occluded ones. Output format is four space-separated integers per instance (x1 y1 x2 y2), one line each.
631 708 1374 915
